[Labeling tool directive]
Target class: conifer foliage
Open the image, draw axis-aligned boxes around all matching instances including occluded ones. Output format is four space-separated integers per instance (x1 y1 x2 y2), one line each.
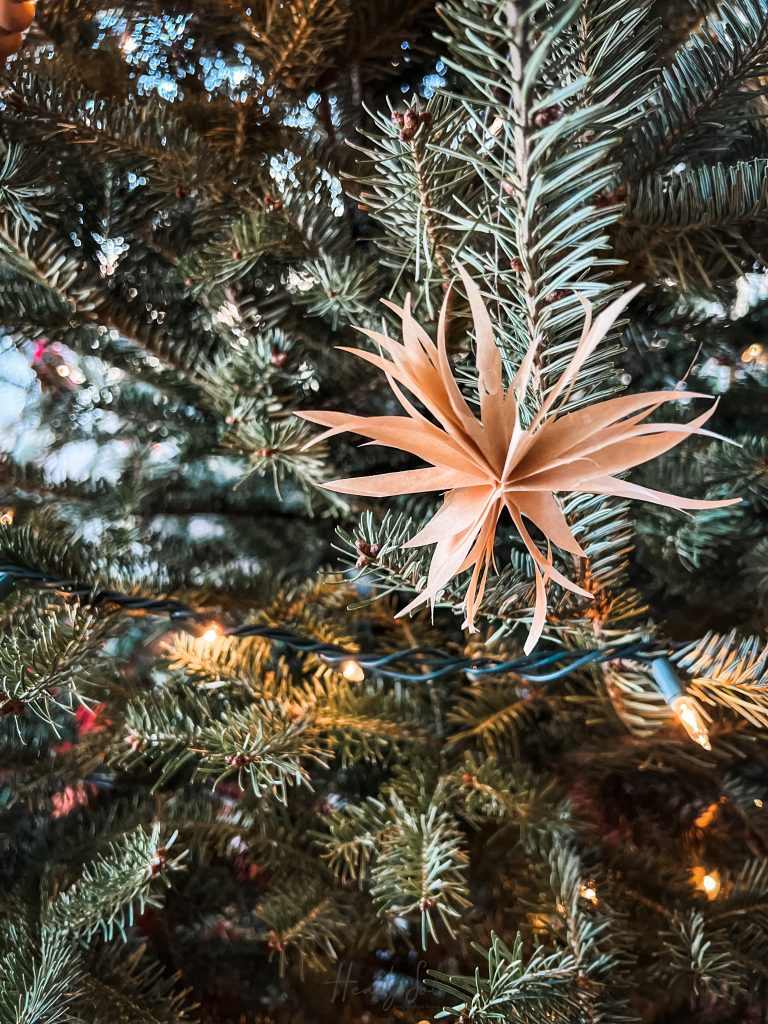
0 2 767 1022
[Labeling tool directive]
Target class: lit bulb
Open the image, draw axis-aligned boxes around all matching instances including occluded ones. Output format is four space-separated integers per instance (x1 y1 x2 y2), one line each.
56 364 71 378
670 695 712 750
341 660 364 683
201 626 221 643
692 866 721 899
578 882 598 904
693 798 724 830
702 874 718 895
755 799 764 809
741 343 764 364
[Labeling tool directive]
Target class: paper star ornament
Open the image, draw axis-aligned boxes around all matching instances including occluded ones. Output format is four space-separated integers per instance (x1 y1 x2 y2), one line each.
299 268 739 652
0 1 35 61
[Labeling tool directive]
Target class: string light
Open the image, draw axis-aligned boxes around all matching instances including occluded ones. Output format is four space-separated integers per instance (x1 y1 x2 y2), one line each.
579 882 599 904
702 874 720 897
56 364 71 378
741 342 766 364
669 695 712 751
0 563 715 706
651 658 712 750
341 660 364 683
755 799 764 808
694 798 724 830
692 867 721 900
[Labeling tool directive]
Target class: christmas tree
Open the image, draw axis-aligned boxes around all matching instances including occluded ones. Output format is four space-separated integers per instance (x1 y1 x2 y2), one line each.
1 1 767 1021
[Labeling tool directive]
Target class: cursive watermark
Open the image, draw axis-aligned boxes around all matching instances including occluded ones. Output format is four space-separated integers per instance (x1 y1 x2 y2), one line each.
327 959 432 1011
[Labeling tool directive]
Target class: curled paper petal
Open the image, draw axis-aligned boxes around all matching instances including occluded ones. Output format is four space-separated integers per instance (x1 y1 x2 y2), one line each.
298 267 740 651
0 1 34 61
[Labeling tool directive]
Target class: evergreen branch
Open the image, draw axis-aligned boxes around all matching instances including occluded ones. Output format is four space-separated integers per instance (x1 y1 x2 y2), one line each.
675 631 768 727
1 66 256 194
246 0 351 110
0 218 215 371
351 94 472 314
621 160 768 286
324 783 471 948
370 796 470 947
253 876 349 977
439 0 650 409
290 253 382 330
195 700 327 800
658 911 746 998
454 756 563 828
548 839 616 982
0 142 46 229
429 932 584 1024
184 209 307 291
323 798 392 882
625 0 768 178
164 793 318 875
225 416 348 513
119 691 328 802
168 632 275 692
447 680 544 756
0 928 79 1024
76 943 191 1024
44 825 185 942
627 160 768 230
0 600 112 725
316 687 425 764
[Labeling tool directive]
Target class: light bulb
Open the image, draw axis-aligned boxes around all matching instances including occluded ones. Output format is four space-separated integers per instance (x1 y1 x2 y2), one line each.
201 626 221 643
693 799 722 830
693 868 721 900
670 695 711 750
341 660 364 683
692 866 721 899
578 882 598 904
741 343 764 364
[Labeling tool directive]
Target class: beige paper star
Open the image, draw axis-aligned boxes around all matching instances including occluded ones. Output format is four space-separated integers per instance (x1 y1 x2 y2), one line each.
299 268 739 652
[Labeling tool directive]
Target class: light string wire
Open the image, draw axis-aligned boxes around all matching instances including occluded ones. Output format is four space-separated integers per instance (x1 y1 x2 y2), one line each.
0 562 678 684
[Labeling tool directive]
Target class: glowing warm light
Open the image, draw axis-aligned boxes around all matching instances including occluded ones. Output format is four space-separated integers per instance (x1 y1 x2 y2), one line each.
741 343 765 364
694 799 722 830
692 867 721 900
56 364 71 378
0 510 13 526
670 695 712 750
579 882 598 904
755 799 764 808
201 626 221 643
341 660 364 683
692 866 721 898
